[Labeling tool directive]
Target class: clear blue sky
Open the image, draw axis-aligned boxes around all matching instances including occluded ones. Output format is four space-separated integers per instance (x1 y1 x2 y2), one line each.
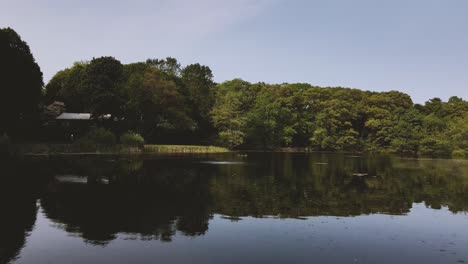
1 0 467 103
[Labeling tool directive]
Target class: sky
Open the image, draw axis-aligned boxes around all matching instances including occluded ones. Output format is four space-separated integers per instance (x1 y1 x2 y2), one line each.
1 0 467 103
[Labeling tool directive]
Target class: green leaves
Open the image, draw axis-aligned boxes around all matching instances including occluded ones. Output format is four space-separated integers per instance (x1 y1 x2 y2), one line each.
211 80 467 155
126 67 195 137
181 63 216 125
40 51 467 155
210 79 254 148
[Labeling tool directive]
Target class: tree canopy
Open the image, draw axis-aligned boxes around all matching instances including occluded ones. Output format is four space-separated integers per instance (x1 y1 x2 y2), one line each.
43 58 468 157
0 27 43 135
3 27 467 157
210 81 468 157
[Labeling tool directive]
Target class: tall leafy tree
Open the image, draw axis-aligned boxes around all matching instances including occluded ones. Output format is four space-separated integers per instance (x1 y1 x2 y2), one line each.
181 64 216 128
364 91 413 149
45 61 88 112
247 84 297 148
211 79 258 148
0 27 43 135
85 56 125 117
390 108 423 155
124 66 194 141
146 57 181 77
45 57 125 116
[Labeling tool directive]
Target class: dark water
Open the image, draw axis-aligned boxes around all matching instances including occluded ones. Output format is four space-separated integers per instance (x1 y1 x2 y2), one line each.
1 153 468 264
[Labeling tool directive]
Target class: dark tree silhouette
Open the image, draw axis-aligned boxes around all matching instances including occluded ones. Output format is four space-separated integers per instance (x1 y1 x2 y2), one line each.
0 27 43 136
85 56 125 117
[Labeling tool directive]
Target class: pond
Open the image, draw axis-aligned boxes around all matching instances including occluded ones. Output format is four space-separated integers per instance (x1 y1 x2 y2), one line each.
1 153 468 264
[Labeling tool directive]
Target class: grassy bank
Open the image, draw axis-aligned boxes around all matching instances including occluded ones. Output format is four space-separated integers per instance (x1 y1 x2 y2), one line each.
11 143 229 156
13 143 140 155
144 145 229 154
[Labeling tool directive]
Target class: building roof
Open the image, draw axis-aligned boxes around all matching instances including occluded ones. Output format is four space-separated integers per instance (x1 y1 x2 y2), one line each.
56 113 92 120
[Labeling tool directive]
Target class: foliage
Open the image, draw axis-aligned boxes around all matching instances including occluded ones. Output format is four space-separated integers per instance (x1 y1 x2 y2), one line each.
45 62 88 112
124 66 195 140
77 128 116 146
146 57 181 77
211 82 467 156
452 149 466 158
0 27 43 135
181 63 216 123
210 79 260 148
120 131 145 146
4 27 466 157
390 108 423 155
85 56 125 117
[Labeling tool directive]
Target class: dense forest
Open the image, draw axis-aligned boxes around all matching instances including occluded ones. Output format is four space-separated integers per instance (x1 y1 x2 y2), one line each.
1 27 467 157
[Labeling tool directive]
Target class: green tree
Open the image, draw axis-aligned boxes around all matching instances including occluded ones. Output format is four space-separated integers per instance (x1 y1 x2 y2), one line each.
45 57 125 117
45 61 88 111
247 84 298 148
447 113 468 153
211 79 258 148
84 56 125 117
364 91 413 150
181 64 216 125
41 53 467 156
146 57 181 77
390 108 423 155
125 67 194 140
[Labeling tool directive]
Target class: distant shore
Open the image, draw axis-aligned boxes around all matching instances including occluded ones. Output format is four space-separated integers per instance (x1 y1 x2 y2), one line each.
5 143 468 160
11 143 229 156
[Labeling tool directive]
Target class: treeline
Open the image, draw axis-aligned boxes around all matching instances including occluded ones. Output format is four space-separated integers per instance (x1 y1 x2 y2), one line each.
44 59 468 157
1 27 467 156
44 56 217 144
211 80 468 157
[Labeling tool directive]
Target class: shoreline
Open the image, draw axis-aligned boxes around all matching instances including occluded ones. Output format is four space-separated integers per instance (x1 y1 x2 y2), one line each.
5 143 467 160
10 143 230 156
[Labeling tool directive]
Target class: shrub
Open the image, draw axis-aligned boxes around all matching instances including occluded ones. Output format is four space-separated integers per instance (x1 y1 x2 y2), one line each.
120 131 144 146
78 127 116 146
452 149 467 158
419 137 453 157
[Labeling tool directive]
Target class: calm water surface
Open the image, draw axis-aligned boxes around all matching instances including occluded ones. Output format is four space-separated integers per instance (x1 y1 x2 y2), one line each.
1 153 468 264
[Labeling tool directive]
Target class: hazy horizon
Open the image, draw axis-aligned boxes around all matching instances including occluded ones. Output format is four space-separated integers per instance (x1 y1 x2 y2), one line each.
1 0 467 103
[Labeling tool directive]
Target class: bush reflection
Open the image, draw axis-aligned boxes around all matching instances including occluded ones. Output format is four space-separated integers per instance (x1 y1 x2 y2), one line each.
2 153 468 250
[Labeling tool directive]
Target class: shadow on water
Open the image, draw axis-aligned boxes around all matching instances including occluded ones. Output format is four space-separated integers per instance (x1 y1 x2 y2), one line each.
0 159 51 264
41 158 214 245
1 153 468 250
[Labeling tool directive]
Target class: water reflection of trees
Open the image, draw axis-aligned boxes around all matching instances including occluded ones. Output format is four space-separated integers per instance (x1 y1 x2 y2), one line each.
0 196 37 264
0 159 48 264
211 153 468 217
40 159 214 245
37 154 468 245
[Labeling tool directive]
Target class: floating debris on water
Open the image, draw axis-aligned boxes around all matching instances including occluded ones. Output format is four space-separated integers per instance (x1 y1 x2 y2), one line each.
352 173 368 177
99 178 109 184
200 161 245 165
55 175 88 184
